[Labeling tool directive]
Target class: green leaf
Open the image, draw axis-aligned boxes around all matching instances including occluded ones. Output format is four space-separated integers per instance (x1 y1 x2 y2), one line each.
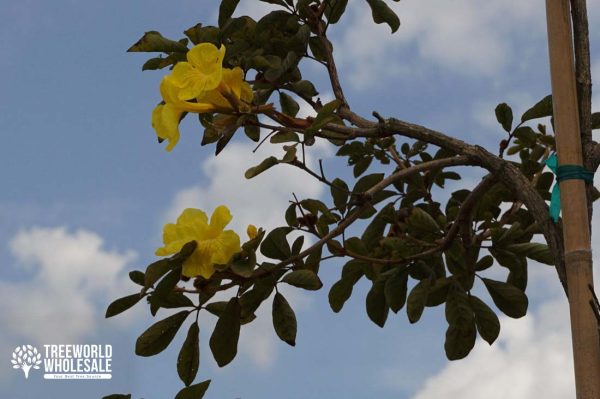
177 322 200 386
344 240 367 261
384 270 408 313
331 178 350 213
209 297 241 367
150 268 182 315
282 270 323 290
288 80 318 98
365 0 401 33
214 123 240 155
271 131 299 143
184 24 221 46
324 0 349 24
506 243 554 265
129 270 145 286
272 293 297 346
244 115 261 142
105 293 143 318
230 251 257 278
482 278 528 318
407 279 431 323
353 157 372 177
592 112 600 129
285 204 298 227
160 292 195 309
304 245 322 273
444 321 476 361
279 92 300 117
141 55 181 71
306 99 342 133
128 31 189 53
445 284 473 326
444 284 476 360
135 311 190 357
407 207 440 233
366 280 389 327
469 296 500 345
260 227 292 260
328 279 354 313
102 395 131 399
143 259 171 291
521 95 552 122
475 255 494 271
174 380 211 399
245 156 279 179
291 236 305 255
362 203 394 248
218 0 240 27
308 36 328 61
495 103 513 132
353 173 384 194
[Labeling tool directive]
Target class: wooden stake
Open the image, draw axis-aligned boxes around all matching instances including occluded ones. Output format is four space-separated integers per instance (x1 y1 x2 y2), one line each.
545 1 600 397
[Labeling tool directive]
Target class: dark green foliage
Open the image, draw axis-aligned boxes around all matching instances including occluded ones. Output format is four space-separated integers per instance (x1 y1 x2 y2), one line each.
135 311 190 357
272 293 298 346
175 380 211 399
177 322 200 386
106 294 144 318
209 298 241 367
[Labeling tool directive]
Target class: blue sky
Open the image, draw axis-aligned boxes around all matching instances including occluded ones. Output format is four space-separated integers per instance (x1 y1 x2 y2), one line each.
1 0 599 398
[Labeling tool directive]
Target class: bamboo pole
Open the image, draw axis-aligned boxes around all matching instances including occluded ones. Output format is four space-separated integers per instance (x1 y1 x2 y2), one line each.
545 1 600 398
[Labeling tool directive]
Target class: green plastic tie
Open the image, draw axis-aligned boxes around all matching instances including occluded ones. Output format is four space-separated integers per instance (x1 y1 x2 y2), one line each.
545 153 594 223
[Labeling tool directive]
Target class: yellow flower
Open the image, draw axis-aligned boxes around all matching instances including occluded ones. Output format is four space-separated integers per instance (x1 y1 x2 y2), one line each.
159 77 219 114
196 67 254 110
169 43 226 100
247 224 258 239
151 44 255 151
151 103 184 152
156 206 241 278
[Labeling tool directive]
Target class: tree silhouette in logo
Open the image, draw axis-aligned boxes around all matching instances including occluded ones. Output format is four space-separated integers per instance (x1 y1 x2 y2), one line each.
11 345 42 379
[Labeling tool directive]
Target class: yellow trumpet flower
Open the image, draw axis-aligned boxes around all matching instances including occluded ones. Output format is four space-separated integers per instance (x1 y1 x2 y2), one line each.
156 206 241 279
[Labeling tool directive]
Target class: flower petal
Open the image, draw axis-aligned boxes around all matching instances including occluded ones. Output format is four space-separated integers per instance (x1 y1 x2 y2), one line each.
182 249 214 278
185 43 225 93
162 223 177 244
247 224 258 239
177 208 209 227
221 67 244 99
240 81 254 103
169 62 195 88
209 205 233 232
187 43 225 74
155 239 187 256
159 77 218 113
211 230 241 264
196 89 230 109
152 103 184 152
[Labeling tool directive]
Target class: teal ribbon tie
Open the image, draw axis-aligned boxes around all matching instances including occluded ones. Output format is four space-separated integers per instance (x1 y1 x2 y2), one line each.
545 153 594 223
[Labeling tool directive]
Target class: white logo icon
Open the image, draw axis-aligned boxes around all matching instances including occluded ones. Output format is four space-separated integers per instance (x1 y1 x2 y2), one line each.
11 345 42 379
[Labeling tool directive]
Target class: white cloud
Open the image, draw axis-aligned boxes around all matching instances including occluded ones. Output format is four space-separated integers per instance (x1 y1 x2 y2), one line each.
407 297 574 399
234 0 279 20
334 1 545 88
1 227 137 345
